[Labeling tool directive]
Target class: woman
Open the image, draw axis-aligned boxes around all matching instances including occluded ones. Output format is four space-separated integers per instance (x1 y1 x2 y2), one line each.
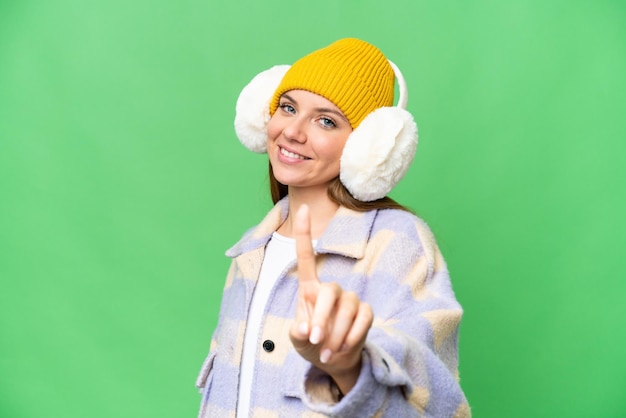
197 38 470 417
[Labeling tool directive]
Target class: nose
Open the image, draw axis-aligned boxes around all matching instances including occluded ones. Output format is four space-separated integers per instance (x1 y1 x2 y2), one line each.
282 117 307 143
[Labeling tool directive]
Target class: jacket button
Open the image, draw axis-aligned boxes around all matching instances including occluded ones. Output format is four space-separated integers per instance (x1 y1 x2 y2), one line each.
262 340 275 352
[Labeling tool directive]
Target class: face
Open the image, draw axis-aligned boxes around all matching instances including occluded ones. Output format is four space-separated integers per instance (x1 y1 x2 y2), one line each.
267 89 352 194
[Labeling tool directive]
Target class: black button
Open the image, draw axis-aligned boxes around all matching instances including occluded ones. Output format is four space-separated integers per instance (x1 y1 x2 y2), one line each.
262 340 275 352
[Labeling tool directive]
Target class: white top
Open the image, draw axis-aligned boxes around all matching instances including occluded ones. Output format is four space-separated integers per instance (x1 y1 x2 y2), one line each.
236 232 296 417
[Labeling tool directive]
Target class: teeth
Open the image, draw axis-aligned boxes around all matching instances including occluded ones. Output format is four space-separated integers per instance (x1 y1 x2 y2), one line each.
280 147 306 160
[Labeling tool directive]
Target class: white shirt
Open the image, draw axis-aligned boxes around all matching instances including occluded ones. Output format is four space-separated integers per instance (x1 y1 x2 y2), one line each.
236 232 296 417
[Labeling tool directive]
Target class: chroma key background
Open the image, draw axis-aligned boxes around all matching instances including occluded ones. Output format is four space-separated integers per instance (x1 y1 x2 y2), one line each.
1 1 624 417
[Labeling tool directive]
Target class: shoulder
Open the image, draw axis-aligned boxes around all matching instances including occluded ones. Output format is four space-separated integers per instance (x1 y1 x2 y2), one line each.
372 209 438 244
370 208 443 265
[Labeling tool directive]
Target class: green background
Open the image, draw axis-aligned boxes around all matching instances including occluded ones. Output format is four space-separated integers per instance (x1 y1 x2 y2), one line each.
1 0 624 417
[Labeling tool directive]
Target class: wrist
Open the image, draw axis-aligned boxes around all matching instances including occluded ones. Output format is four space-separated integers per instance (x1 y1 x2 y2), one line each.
329 358 362 396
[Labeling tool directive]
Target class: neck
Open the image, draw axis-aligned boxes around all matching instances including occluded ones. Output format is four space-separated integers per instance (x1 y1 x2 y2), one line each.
278 185 339 239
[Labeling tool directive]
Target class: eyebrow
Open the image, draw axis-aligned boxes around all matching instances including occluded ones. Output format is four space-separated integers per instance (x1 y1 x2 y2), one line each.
281 93 350 123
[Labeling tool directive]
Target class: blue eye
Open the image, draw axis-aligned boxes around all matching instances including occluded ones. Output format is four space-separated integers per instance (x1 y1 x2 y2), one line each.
319 117 336 128
279 103 296 114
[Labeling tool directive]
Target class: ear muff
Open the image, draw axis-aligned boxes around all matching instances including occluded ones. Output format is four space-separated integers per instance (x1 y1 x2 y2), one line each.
234 65 290 153
340 61 418 202
233 61 418 202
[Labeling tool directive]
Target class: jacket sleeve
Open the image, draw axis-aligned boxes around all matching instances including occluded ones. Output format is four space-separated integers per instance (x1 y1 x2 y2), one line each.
300 216 471 418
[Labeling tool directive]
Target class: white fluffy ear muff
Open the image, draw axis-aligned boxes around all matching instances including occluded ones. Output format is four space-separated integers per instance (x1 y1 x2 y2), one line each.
234 65 290 153
340 60 419 202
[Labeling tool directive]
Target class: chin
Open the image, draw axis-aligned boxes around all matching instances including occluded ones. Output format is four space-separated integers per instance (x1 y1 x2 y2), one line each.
273 175 301 188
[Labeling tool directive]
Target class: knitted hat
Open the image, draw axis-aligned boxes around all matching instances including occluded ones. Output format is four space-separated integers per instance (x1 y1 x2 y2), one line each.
269 38 395 129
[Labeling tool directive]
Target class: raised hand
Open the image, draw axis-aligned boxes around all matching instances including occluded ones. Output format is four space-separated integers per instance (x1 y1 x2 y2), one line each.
289 205 374 396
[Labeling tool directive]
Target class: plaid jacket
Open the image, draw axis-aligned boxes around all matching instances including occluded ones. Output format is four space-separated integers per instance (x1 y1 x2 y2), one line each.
197 198 470 417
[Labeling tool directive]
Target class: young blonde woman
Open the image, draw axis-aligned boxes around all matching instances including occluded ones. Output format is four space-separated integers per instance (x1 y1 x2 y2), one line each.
196 38 470 418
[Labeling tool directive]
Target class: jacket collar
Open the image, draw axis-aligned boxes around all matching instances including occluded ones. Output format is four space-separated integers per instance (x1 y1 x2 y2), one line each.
225 197 376 260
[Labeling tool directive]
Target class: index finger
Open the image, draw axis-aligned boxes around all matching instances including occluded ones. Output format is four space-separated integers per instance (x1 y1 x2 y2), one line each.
294 204 319 286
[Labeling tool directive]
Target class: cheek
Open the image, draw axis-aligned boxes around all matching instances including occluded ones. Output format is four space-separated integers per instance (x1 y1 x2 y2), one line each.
321 137 349 162
266 116 281 142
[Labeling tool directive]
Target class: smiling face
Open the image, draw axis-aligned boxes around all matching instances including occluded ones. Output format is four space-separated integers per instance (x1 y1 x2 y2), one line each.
267 89 352 195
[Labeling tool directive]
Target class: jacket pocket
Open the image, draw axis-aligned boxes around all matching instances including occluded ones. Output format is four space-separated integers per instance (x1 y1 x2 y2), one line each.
280 349 308 399
195 351 217 392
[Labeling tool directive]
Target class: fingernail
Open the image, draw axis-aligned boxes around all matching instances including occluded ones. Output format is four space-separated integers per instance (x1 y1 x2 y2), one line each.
309 326 322 345
320 348 332 364
298 322 309 336
340 343 348 352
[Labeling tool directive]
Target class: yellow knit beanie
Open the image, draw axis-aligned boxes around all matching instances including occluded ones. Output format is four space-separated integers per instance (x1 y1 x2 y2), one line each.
269 38 395 129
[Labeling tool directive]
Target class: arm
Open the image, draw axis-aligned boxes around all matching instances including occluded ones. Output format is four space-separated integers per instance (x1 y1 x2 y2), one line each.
291 208 470 417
